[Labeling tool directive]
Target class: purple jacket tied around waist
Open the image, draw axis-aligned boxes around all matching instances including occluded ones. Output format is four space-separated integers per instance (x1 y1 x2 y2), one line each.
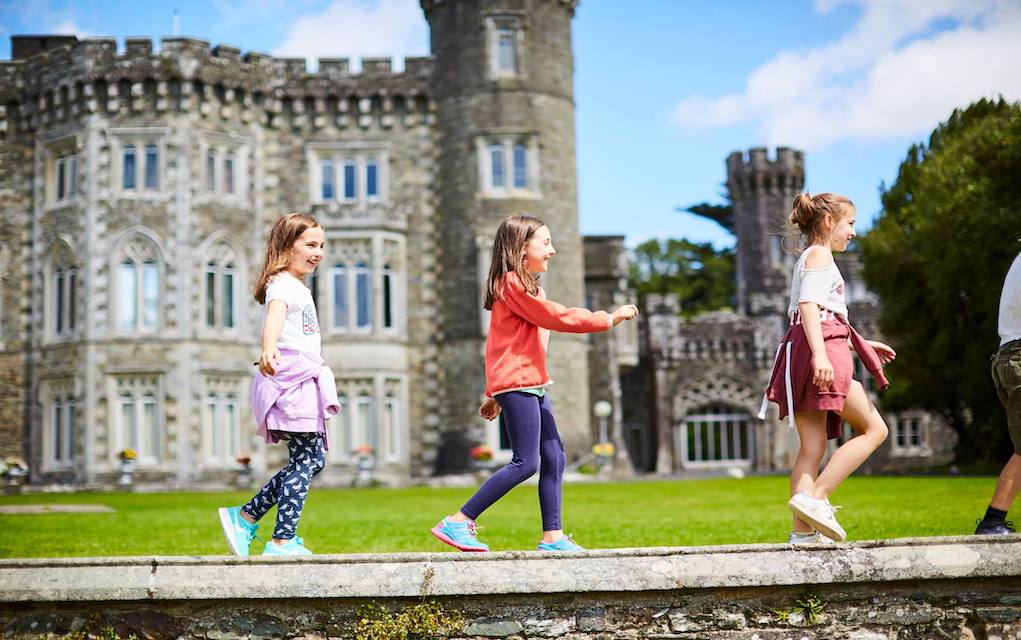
252 349 340 451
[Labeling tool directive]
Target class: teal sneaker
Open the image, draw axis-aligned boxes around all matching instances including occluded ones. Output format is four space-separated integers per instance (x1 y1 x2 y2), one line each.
537 535 585 552
430 517 490 552
262 536 313 556
218 506 260 556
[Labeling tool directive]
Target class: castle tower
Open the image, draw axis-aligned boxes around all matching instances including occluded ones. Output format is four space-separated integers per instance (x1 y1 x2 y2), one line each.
726 147 805 316
421 0 594 464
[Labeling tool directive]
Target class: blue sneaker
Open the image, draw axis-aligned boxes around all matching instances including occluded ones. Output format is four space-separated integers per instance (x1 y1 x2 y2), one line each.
218 506 260 556
431 517 489 552
262 536 313 556
537 534 585 552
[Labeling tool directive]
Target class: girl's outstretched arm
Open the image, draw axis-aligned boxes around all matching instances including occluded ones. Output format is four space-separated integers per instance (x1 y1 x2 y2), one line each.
259 299 287 376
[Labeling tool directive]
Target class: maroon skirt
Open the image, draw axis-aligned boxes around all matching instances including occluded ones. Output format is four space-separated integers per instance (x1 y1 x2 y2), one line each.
761 318 854 439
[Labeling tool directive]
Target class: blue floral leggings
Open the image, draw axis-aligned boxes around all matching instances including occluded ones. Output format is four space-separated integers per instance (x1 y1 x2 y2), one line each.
242 433 325 540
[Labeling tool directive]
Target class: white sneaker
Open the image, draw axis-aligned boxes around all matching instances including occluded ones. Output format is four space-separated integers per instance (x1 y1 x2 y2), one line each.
788 492 846 542
788 531 837 545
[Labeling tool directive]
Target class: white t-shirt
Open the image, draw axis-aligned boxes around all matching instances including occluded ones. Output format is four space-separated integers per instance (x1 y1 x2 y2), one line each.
999 252 1021 346
264 272 321 361
787 245 849 322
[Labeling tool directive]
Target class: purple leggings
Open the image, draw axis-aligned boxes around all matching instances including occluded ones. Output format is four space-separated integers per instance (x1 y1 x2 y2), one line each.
461 391 566 531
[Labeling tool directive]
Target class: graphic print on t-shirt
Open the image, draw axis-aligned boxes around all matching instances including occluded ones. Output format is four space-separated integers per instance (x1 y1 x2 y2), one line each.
302 305 320 335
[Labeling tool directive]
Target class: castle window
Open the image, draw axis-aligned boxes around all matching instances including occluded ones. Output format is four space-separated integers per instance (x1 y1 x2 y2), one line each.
52 266 77 337
200 135 249 199
679 404 754 466
309 147 389 207
45 381 76 469
203 381 241 466
343 161 357 201
54 154 78 202
478 135 539 199
891 413 930 457
486 16 523 79
321 160 335 200
224 153 235 194
144 144 160 190
115 236 161 332
366 159 379 201
329 377 405 463
123 147 137 190
207 150 217 192
119 142 161 192
326 236 403 336
115 376 162 465
204 241 239 330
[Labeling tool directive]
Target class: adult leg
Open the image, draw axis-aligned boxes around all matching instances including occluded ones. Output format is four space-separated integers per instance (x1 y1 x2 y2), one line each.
536 394 566 536
791 410 828 533
813 380 889 498
460 393 542 521
271 433 326 541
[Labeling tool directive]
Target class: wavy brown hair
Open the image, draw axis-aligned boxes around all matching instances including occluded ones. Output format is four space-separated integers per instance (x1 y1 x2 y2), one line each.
254 213 321 304
789 192 855 246
483 214 546 310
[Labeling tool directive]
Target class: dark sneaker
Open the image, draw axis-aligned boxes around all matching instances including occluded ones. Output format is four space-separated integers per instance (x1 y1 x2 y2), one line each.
975 519 1016 535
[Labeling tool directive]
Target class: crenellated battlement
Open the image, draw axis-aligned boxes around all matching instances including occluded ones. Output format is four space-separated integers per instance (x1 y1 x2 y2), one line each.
0 36 435 135
726 146 805 198
420 0 579 17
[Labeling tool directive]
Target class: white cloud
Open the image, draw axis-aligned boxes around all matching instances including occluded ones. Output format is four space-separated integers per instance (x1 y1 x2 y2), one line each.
671 0 1021 150
272 0 429 71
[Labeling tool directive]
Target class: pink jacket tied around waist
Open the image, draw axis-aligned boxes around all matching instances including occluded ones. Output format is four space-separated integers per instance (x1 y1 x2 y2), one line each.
252 349 340 451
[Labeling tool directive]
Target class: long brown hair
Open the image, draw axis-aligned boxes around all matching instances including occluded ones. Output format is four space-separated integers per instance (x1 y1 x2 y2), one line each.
254 213 321 304
789 192 855 246
483 214 546 310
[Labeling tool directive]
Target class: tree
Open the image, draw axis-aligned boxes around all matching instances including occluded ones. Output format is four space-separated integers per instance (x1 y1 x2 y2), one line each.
628 238 735 317
858 97 1021 461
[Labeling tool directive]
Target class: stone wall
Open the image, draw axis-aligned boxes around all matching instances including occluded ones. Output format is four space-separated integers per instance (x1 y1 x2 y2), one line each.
1 536 1018 639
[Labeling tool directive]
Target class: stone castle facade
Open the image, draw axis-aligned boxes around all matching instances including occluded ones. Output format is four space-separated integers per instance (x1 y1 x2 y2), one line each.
0 1 953 487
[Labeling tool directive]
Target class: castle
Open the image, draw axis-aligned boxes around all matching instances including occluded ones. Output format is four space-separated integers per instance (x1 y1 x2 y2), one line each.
0 0 953 487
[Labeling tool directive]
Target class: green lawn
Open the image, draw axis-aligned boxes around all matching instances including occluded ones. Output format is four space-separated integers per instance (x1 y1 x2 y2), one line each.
0 475 998 558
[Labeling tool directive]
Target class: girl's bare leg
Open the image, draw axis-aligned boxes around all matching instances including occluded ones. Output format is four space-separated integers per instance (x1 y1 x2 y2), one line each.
791 410 828 533
813 380 889 498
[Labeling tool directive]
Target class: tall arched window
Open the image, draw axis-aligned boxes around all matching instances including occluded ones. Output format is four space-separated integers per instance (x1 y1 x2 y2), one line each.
116 235 161 332
204 242 239 330
48 242 79 339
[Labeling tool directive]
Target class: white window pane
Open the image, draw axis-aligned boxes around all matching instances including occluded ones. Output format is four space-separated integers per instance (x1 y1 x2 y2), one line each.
498 29 516 71
142 262 159 328
118 262 137 329
332 266 348 329
121 398 137 450
205 399 217 457
513 144 527 188
356 264 371 328
320 160 334 200
357 398 374 451
385 398 398 457
207 150 216 192
143 397 159 460
224 154 235 194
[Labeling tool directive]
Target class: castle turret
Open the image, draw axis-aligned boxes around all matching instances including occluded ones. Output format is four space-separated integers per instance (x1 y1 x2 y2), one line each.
422 0 594 466
726 147 805 316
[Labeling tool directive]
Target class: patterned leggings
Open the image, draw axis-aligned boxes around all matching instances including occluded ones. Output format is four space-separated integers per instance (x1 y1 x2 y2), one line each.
242 432 325 540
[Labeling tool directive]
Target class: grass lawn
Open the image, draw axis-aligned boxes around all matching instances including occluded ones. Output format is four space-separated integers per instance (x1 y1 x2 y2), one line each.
0 475 999 558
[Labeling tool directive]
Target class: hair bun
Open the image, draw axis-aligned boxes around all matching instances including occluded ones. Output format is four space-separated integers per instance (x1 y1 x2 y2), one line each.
789 192 815 227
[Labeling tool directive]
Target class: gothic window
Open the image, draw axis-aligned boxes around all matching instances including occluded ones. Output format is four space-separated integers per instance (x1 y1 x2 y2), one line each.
45 380 76 468
116 235 161 332
681 404 754 465
330 377 404 463
203 378 241 465
327 237 402 335
116 376 161 464
204 242 239 330
48 243 78 339
478 135 538 198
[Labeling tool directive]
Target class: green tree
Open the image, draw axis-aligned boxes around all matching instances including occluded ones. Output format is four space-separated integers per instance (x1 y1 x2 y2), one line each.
628 237 735 317
858 97 1021 461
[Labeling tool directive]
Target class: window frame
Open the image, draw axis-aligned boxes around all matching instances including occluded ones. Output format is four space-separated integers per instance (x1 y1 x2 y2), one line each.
678 404 755 468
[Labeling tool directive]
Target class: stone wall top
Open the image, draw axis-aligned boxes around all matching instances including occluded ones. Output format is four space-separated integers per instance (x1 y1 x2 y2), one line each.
0 536 1016 603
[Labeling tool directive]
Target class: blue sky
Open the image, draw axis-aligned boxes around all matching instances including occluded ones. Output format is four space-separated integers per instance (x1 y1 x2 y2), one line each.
2 0 1019 249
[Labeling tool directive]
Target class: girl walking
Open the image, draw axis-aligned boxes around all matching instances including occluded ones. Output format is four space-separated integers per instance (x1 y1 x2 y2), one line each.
218 213 339 556
759 193 896 543
431 214 638 552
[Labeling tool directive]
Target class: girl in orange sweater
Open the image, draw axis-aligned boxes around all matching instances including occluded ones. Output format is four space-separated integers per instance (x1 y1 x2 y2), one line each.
431 214 638 552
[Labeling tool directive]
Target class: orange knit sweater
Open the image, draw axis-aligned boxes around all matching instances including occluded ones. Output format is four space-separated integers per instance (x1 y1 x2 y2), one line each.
484 272 613 397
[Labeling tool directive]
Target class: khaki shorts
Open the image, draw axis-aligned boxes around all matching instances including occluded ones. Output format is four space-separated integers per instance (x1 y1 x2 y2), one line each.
992 340 1021 454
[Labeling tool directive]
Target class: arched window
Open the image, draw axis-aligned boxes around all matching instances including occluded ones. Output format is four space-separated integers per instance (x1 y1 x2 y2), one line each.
204 242 239 330
116 235 161 332
681 404 754 465
48 242 78 339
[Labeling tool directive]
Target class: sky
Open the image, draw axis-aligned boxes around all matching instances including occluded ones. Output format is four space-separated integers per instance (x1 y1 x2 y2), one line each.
2 0 1019 250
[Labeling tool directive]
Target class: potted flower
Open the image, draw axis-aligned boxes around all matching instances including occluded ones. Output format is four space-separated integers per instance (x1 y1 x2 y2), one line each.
469 444 494 469
117 448 136 486
233 454 253 487
0 457 28 495
351 445 376 487
592 442 615 464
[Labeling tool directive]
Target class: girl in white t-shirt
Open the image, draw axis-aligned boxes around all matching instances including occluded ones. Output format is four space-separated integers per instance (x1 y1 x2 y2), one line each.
217 214 339 557
760 193 896 544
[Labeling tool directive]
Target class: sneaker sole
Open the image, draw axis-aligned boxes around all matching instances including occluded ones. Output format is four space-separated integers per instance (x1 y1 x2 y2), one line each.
430 526 488 552
787 499 847 542
217 508 243 556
